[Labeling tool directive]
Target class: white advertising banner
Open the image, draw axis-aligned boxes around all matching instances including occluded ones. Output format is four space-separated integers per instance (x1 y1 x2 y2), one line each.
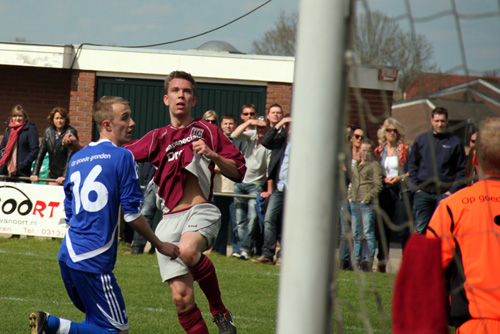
0 181 67 238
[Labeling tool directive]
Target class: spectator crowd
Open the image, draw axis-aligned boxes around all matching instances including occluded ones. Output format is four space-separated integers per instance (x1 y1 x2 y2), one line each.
2 90 495 334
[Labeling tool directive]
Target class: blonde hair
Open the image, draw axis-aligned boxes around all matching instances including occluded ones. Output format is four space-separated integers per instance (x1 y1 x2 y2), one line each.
10 104 29 121
477 117 500 175
93 96 129 132
202 110 219 125
377 118 405 146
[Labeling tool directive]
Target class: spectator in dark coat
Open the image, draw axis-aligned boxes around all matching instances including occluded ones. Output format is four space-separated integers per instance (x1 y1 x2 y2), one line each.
31 107 78 185
0 105 39 180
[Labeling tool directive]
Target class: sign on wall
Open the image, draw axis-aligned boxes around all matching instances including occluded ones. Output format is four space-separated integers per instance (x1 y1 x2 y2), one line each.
0 181 67 238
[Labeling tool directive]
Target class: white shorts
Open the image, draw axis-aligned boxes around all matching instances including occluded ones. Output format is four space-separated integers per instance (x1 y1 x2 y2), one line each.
155 203 221 281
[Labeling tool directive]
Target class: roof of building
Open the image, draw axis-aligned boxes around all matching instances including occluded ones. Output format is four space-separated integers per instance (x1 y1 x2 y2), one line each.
0 41 399 91
403 72 500 100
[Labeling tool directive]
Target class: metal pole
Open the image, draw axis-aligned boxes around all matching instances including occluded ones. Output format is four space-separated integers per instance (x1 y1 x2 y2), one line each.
276 0 351 332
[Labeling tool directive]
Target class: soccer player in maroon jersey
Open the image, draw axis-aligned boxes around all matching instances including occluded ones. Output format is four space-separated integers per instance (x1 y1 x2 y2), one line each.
62 72 245 334
124 71 245 334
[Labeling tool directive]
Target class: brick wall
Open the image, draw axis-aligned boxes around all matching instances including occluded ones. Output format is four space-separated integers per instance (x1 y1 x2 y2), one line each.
265 83 392 141
266 83 292 115
69 71 96 144
0 65 394 145
346 88 394 141
0 65 71 141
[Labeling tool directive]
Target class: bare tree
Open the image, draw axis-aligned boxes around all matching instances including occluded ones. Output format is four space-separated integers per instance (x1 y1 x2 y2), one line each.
352 10 437 92
251 11 297 56
251 10 436 92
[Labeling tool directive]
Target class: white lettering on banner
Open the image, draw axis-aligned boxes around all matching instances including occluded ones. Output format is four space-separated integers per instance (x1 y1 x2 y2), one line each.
165 134 202 153
0 181 67 238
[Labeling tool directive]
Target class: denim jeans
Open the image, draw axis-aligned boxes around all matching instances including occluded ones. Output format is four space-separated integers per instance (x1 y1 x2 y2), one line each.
132 181 159 248
230 201 240 254
338 199 351 262
234 182 264 253
413 191 446 234
349 201 376 263
261 190 285 259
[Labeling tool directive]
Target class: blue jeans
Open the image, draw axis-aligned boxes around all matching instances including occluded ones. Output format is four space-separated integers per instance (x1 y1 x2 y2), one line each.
413 191 446 234
234 183 264 254
338 199 351 262
350 202 376 263
132 181 158 248
230 201 240 254
261 190 285 259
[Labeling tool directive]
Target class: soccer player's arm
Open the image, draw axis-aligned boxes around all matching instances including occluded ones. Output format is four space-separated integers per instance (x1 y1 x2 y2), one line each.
123 129 160 164
63 171 74 223
62 132 85 152
193 130 246 182
128 215 179 259
216 132 246 182
426 202 455 268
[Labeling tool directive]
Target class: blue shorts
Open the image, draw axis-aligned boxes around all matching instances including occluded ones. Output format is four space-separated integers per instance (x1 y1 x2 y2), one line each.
59 261 129 332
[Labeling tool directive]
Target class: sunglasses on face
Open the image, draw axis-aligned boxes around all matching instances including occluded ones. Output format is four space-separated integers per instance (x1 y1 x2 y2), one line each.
205 119 217 124
354 134 364 140
242 112 255 116
385 129 398 134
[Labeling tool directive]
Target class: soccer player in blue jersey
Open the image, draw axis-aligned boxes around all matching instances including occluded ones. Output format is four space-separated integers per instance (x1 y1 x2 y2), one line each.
61 74 245 334
29 96 179 334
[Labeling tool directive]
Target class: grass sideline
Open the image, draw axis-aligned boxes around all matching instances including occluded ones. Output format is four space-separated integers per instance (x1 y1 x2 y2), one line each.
1 237 395 333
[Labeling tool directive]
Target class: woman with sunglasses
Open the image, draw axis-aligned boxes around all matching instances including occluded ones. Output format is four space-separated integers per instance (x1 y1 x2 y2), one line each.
373 117 411 273
0 104 39 180
202 110 219 126
350 126 365 161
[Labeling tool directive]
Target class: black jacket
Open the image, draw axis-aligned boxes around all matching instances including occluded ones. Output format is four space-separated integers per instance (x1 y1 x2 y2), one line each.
0 120 39 177
261 127 288 183
408 131 466 194
32 125 79 179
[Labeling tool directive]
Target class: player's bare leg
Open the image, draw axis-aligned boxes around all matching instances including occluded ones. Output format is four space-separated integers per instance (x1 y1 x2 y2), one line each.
176 231 236 334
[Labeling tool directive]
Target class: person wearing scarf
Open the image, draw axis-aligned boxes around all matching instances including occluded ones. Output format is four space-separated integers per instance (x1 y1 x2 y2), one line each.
0 105 39 179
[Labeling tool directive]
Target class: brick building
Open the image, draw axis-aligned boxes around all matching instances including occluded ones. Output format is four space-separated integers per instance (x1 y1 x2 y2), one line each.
0 42 398 144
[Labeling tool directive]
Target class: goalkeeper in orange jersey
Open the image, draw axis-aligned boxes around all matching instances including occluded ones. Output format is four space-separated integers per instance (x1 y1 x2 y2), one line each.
426 117 500 334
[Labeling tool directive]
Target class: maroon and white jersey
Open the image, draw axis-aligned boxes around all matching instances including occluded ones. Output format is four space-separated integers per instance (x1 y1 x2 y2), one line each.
124 118 246 213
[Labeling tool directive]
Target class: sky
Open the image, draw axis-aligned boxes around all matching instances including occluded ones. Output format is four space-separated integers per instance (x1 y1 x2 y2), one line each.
0 0 499 76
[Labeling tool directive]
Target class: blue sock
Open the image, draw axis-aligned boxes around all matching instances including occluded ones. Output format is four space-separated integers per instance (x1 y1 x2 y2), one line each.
47 315 60 332
68 322 112 334
48 315 109 334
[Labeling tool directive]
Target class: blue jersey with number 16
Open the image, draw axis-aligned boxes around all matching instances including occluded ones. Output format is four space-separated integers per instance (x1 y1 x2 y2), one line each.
58 139 143 274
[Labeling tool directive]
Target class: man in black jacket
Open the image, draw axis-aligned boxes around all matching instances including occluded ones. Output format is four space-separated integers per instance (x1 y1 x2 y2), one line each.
252 116 291 265
408 107 466 233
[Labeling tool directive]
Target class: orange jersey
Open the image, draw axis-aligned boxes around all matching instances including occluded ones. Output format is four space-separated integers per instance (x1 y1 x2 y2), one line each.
427 180 500 328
